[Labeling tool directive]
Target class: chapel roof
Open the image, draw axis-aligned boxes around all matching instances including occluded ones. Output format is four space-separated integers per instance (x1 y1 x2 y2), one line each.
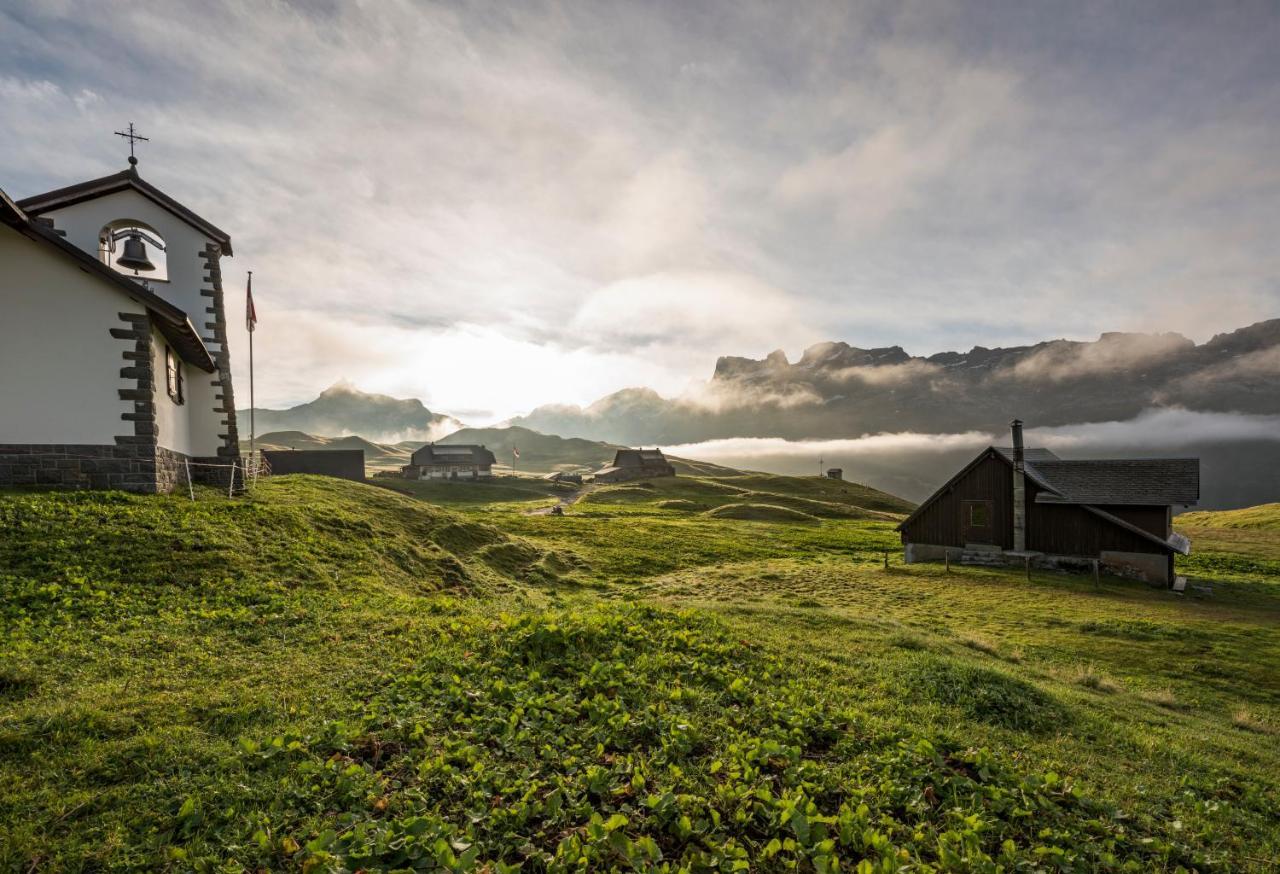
0 187 215 372
16 164 233 255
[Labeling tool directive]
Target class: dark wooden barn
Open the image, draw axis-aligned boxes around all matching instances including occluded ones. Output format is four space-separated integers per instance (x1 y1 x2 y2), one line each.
261 449 365 482
592 448 676 484
898 420 1198 586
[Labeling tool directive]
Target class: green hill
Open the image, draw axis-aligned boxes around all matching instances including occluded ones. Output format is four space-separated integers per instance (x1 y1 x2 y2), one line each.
438 425 743 477
2 477 1279 869
257 430 412 471
439 424 617 473
1180 502 1280 531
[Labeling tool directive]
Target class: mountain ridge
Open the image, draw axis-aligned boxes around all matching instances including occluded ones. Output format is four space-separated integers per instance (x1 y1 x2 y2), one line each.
244 380 462 444
511 319 1280 444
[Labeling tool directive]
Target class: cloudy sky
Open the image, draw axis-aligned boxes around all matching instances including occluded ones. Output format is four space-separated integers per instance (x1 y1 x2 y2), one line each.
2 1 1278 422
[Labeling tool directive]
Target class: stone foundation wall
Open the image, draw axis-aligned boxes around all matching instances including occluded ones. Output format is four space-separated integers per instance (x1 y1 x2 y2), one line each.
903 543 963 563
0 444 245 495
0 444 168 493
902 542 1172 586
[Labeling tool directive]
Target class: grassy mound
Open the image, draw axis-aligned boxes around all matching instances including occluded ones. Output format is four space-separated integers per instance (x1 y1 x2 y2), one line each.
893 655 1069 733
1179 502 1280 531
580 485 661 504
214 605 1196 872
655 498 706 511
714 473 914 515
0 476 565 603
704 502 818 522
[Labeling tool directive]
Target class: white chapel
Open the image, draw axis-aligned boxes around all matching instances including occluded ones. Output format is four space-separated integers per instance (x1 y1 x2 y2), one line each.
0 146 241 492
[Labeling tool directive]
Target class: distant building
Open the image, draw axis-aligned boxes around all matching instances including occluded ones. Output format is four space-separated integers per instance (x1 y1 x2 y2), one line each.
898 419 1199 587
544 471 584 484
592 448 675 484
263 449 364 482
826 468 843 480
404 444 496 480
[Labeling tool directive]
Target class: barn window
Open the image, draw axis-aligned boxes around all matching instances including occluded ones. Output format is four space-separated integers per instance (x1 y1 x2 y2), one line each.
165 345 184 404
969 503 989 527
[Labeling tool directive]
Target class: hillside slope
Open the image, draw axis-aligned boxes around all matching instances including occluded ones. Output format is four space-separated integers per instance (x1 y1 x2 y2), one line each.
257 430 413 470
1180 502 1280 531
2 478 1278 870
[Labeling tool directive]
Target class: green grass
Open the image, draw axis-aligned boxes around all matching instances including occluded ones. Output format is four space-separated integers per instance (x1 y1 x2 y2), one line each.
2 476 1279 870
1180 503 1280 531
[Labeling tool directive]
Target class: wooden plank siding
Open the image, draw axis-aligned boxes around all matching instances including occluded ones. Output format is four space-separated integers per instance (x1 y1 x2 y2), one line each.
899 452 1014 549
1102 505 1171 540
1026 501 1165 556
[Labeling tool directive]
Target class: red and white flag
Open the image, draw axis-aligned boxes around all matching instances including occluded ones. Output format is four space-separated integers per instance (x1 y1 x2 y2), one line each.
246 273 258 333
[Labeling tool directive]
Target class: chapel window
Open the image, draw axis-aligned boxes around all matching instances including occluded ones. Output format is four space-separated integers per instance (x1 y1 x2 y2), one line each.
165 345 184 404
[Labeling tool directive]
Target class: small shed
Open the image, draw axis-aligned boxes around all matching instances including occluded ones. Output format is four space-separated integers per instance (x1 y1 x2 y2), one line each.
592 448 676 484
826 468 843 480
262 449 365 482
898 420 1199 586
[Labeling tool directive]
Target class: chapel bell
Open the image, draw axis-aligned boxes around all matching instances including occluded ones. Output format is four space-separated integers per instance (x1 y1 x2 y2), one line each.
115 232 156 272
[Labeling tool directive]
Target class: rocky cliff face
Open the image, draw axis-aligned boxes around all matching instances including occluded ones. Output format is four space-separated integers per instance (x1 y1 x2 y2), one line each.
513 319 1280 444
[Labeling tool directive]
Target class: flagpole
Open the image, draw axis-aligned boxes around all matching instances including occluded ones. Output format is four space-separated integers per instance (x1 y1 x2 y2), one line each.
248 271 255 473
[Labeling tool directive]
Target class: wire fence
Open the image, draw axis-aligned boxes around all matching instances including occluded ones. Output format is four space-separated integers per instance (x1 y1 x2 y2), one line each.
9 449 272 500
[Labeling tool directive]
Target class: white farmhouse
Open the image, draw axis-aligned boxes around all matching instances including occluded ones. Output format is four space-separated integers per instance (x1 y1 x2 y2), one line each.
0 157 240 492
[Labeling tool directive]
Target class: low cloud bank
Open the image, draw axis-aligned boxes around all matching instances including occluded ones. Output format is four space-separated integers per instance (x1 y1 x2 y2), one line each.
664 430 992 461
666 408 1280 465
664 409 1280 508
1029 408 1280 450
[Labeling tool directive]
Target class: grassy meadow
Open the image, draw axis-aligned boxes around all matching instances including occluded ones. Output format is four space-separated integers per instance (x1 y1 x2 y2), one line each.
0 474 1277 871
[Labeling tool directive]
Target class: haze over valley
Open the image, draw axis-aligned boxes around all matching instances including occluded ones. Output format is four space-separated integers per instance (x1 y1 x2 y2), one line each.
248 318 1280 508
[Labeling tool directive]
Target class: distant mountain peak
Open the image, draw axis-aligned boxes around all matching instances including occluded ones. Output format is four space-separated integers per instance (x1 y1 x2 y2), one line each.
244 384 462 444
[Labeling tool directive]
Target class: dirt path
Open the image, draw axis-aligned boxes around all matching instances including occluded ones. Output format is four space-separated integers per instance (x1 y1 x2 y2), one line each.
524 483 599 515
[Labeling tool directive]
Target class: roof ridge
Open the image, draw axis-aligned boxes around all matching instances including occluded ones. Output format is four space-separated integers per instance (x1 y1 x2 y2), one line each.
16 168 233 255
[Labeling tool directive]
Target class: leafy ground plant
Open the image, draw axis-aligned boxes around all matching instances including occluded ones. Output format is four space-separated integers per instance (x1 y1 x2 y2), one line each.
220 605 1214 872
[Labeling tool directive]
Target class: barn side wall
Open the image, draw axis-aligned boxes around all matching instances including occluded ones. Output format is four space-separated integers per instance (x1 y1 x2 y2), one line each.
899 452 1013 549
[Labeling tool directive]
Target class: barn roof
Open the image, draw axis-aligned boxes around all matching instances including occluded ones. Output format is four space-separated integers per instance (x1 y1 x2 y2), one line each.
613 448 669 466
1030 458 1200 506
411 444 497 466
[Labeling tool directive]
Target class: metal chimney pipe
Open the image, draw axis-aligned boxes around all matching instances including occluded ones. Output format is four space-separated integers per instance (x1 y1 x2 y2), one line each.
1011 418 1026 552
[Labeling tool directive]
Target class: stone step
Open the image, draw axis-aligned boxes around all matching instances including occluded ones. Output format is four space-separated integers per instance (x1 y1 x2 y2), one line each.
960 552 1008 566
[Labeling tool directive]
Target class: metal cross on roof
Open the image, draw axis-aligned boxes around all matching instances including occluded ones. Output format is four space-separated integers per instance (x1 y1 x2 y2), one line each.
114 122 149 165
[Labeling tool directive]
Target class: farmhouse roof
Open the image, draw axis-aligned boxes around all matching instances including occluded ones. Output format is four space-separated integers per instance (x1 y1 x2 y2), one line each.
0 186 216 372
613 448 668 466
1030 458 1200 506
411 444 497 467
16 165 234 254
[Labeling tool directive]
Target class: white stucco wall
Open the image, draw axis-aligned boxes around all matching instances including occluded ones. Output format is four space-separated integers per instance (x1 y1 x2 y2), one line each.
37 188 218 338
149 326 223 458
38 187 234 458
151 327 194 455
0 226 137 444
